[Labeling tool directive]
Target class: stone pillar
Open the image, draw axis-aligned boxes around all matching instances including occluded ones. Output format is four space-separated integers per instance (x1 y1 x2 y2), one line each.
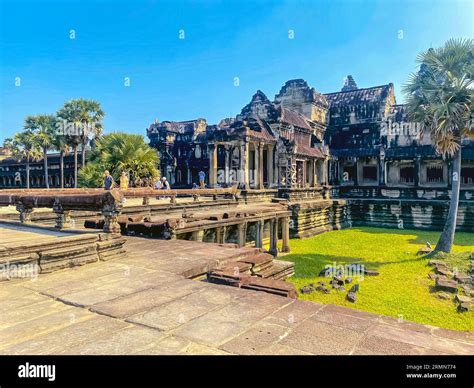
102 202 122 234
191 230 205 242
255 220 264 248
253 143 259 188
353 159 359 186
16 203 33 223
237 222 247 247
142 197 150 205
208 144 217 188
269 218 278 256
216 226 226 244
281 217 290 253
379 155 386 186
258 143 264 189
415 156 421 187
240 142 250 189
267 145 274 188
53 202 73 229
224 146 231 185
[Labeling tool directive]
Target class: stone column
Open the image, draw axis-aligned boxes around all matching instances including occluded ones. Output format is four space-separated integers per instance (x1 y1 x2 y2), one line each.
267 145 274 188
142 197 150 205
191 230 205 242
258 143 264 189
269 218 278 256
379 154 386 186
237 222 247 247
102 202 122 234
53 202 73 229
240 142 249 189
224 146 231 185
353 159 359 186
415 156 421 187
16 203 33 223
208 144 217 188
216 226 226 244
253 143 259 188
255 220 264 248
281 217 290 253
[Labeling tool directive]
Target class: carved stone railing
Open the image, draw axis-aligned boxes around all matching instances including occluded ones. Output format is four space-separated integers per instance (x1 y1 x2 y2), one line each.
0 187 240 233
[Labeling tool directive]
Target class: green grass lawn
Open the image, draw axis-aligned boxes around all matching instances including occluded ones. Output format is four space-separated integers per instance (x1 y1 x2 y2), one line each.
280 227 474 332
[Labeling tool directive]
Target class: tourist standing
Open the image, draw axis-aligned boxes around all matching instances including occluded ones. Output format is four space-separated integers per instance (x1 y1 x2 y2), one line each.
120 171 129 190
198 170 206 188
103 170 115 190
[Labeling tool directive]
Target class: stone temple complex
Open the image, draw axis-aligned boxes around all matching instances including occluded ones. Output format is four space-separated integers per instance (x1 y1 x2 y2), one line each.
147 77 474 232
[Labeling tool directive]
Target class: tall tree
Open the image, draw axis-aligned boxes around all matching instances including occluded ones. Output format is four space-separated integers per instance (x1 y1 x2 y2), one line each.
78 133 159 188
403 38 474 253
24 114 56 189
7 131 42 189
57 99 105 188
52 133 70 189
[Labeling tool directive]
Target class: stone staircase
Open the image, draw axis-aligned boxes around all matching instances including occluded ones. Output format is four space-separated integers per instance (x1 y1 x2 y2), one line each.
207 252 297 298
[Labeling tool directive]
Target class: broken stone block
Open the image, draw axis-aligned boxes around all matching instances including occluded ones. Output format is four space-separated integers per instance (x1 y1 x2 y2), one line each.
435 278 458 293
349 284 360 293
364 269 379 276
346 291 357 303
454 272 471 284
435 267 452 277
457 303 470 313
316 285 330 294
455 294 472 304
300 285 314 294
344 277 352 284
428 259 448 267
417 247 433 255
436 292 452 301
428 272 437 280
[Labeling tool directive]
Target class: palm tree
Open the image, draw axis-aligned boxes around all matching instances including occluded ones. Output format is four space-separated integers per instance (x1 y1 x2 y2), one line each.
78 132 159 188
24 115 56 189
8 131 42 189
52 133 70 189
57 99 104 187
403 38 474 253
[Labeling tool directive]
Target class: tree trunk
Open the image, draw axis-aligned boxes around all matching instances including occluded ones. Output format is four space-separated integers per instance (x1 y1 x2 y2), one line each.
26 159 30 189
74 145 78 188
435 149 462 253
60 150 64 189
43 147 50 189
81 141 87 168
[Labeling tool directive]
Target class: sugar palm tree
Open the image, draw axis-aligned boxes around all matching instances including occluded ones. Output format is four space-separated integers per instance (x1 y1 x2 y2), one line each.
403 38 474 253
7 131 42 188
24 114 56 189
57 99 105 187
52 133 70 188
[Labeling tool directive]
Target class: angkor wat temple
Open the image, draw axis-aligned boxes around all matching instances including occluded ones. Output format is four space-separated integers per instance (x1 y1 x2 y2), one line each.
147 77 474 232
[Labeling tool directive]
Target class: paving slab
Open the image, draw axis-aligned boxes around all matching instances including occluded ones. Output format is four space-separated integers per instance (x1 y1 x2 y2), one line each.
127 287 239 331
280 320 364 355
0 316 130 355
58 326 166 355
220 322 290 355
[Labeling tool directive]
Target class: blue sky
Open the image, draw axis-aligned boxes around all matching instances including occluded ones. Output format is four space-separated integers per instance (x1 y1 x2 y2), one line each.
0 0 472 142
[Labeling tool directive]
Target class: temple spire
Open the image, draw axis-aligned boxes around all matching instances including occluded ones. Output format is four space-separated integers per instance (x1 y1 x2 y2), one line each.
341 75 358 92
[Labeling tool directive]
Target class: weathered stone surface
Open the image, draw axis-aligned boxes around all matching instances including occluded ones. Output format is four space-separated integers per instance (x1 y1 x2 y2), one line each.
435 278 458 293
346 291 357 303
220 322 289 355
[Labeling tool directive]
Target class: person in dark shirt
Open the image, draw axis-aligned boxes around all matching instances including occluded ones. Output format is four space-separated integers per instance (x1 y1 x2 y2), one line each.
104 170 114 190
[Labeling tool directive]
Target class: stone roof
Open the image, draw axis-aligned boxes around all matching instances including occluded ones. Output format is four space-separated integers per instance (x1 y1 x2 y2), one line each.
278 107 313 131
148 119 206 135
325 84 393 108
275 79 329 109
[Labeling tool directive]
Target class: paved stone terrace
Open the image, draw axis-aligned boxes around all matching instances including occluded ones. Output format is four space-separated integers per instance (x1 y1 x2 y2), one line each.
0 231 473 355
